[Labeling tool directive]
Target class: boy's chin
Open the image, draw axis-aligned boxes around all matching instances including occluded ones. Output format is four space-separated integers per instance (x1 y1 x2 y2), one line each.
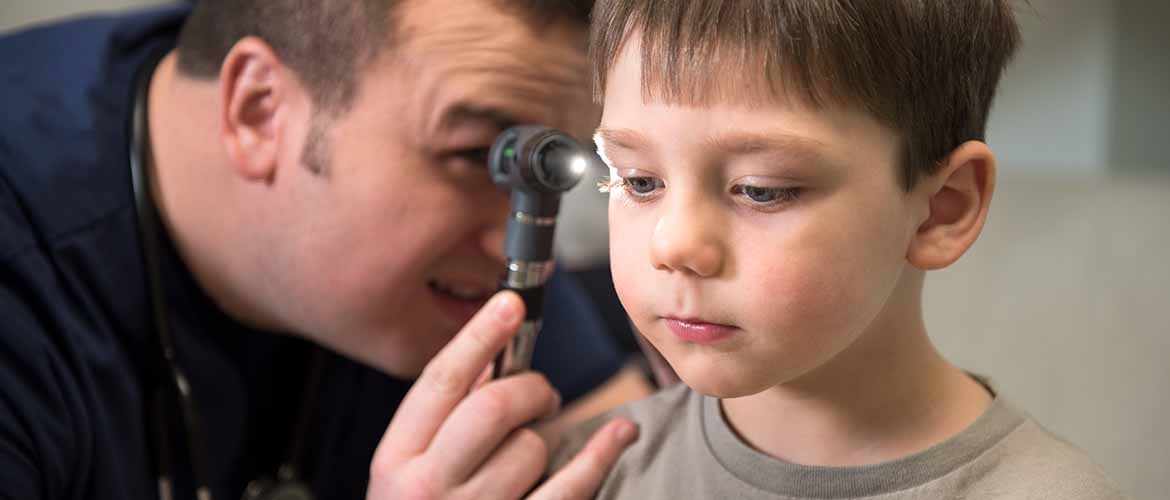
672 356 781 399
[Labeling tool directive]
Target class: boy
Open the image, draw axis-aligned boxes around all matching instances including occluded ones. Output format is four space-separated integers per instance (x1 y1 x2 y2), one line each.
551 1 1126 498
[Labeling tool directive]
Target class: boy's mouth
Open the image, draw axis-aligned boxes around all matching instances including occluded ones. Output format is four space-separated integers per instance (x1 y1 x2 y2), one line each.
661 316 738 345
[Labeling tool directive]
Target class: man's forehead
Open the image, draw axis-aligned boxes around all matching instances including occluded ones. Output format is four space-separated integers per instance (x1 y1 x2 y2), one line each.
396 0 586 55
425 78 596 143
389 3 592 139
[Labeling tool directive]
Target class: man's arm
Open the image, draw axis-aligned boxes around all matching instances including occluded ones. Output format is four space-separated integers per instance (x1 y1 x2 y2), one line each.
0 174 73 500
0 268 77 500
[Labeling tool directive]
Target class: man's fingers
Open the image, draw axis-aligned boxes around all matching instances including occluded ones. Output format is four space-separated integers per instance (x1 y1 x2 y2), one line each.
470 363 493 393
375 291 524 464
528 418 639 500
424 372 561 484
457 427 549 499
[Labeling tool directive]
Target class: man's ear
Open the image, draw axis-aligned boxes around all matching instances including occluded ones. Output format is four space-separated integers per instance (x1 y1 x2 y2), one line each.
219 36 296 183
907 140 997 270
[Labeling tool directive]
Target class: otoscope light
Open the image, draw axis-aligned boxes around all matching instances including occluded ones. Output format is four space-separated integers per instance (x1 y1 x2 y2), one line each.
570 156 588 176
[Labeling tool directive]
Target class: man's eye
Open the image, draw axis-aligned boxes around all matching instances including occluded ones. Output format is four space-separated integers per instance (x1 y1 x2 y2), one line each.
732 185 802 204
451 147 491 166
624 176 663 195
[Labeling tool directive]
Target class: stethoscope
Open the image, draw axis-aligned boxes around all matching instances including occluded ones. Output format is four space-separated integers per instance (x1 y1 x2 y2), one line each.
129 49 320 500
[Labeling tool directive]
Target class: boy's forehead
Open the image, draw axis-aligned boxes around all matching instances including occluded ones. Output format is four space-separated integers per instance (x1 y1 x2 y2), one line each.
596 35 903 166
599 25 875 117
596 41 901 177
604 35 807 110
599 40 829 148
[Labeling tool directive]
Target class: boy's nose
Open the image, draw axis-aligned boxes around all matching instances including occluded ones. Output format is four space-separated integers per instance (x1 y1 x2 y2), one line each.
649 202 725 278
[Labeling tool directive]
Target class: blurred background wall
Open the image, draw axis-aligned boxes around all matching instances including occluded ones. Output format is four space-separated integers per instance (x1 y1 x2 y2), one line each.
3 1 1167 498
0 0 164 31
985 0 1170 175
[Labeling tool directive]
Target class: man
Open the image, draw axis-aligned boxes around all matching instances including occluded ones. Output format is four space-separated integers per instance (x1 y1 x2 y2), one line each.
0 1 649 498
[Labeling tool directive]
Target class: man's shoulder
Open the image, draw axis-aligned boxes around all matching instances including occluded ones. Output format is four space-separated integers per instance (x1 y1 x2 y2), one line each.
0 5 188 131
0 174 36 262
962 411 1128 499
0 6 188 250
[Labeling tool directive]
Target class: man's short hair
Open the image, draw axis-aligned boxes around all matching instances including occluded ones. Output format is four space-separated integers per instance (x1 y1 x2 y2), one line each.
590 0 1023 190
176 0 594 114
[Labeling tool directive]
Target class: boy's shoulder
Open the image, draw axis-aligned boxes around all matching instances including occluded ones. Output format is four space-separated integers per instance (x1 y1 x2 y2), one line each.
549 382 697 473
968 412 1127 499
550 385 1128 499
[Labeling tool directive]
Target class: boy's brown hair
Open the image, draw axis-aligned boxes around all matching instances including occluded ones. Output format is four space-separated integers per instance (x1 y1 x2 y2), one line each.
590 0 1022 189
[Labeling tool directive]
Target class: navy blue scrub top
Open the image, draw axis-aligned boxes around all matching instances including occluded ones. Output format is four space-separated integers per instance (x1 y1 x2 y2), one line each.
0 6 624 499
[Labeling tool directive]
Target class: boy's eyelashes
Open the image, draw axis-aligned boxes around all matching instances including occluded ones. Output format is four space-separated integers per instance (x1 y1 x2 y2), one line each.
623 176 664 197
730 185 803 205
597 174 663 201
599 173 804 209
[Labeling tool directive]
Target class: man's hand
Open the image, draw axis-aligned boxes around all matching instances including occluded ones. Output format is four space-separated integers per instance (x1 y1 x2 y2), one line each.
367 291 639 499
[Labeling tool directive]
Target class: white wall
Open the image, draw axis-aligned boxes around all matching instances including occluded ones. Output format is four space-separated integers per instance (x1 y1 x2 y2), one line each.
986 0 1118 175
925 174 1170 500
1109 0 1170 172
0 0 163 32
986 0 1167 175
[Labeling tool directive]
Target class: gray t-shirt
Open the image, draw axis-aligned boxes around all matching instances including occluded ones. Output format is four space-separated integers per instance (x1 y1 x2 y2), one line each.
552 384 1125 499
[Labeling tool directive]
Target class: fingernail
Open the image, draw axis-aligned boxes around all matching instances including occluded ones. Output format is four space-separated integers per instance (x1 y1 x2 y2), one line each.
615 420 638 442
550 390 563 413
493 292 517 323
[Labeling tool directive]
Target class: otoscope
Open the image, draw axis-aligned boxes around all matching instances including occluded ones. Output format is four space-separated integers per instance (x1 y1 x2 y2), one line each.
488 125 590 379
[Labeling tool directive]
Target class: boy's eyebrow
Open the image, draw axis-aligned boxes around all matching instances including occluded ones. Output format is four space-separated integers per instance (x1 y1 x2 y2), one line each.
703 132 830 162
595 128 831 163
594 128 651 152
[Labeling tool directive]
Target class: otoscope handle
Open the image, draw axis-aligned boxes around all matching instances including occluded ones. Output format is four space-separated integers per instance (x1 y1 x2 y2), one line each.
504 194 559 261
493 261 554 378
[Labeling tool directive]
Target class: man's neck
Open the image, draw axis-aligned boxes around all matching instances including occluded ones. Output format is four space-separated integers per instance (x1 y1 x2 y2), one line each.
720 271 992 467
145 51 275 331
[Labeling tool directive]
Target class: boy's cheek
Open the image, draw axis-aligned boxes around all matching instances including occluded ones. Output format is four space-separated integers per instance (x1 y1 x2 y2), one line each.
743 250 880 352
610 251 648 316
608 223 649 309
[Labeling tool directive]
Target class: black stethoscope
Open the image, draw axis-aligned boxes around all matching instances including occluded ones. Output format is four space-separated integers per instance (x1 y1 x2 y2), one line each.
129 49 321 500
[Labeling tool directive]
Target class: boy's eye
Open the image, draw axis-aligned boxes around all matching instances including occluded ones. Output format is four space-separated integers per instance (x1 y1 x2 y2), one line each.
732 185 802 204
624 176 664 196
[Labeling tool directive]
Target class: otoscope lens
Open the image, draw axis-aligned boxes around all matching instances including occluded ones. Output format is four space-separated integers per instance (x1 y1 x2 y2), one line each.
535 140 585 191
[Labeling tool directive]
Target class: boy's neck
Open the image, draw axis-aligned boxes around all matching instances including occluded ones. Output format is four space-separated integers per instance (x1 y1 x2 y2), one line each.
720 270 992 467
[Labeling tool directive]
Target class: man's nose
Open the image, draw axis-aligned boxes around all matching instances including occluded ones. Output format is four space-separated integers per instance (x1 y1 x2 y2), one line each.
649 195 726 278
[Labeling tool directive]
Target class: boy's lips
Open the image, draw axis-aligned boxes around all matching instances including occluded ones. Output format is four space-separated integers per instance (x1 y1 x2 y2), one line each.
662 316 738 345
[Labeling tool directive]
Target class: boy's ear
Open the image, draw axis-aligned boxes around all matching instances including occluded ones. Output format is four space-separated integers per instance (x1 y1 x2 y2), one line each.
907 141 997 270
219 36 298 183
